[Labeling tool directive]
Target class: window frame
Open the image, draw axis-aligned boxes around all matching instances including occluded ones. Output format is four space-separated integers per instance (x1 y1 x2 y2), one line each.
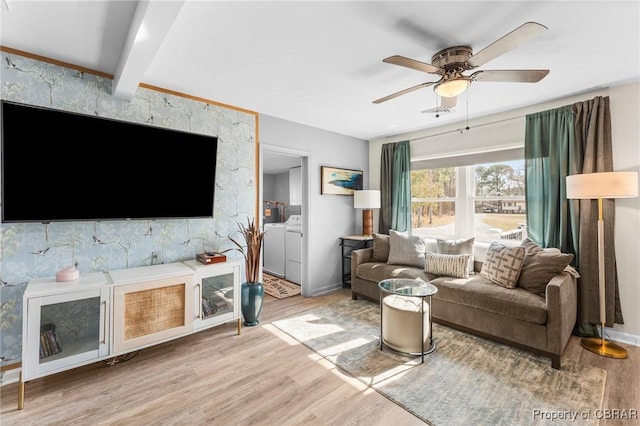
411 160 526 244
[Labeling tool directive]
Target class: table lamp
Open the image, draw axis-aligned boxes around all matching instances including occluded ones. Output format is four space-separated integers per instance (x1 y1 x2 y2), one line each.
354 190 381 236
566 171 638 359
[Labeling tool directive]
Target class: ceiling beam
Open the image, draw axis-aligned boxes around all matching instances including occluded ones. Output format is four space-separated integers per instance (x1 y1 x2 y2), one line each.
112 0 185 100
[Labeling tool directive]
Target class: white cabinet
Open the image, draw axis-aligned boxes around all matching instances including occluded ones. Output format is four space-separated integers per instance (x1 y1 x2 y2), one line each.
289 166 302 206
22 272 110 382
19 261 241 409
184 259 241 332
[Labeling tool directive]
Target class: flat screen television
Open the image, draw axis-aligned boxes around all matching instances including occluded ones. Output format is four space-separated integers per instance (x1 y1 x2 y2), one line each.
1 100 218 223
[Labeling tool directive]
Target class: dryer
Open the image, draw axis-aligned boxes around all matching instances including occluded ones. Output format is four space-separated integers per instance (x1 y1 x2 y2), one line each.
285 215 302 284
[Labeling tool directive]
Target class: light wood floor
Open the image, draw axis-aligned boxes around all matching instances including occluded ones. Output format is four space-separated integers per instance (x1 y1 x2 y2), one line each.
1 289 638 426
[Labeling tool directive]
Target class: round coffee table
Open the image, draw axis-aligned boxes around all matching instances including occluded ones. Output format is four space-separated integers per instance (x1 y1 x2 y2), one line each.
378 278 438 363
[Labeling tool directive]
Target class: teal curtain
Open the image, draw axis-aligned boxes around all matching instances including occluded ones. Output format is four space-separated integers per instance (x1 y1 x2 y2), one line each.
379 141 411 233
391 141 411 232
524 106 579 255
379 143 396 234
525 96 622 335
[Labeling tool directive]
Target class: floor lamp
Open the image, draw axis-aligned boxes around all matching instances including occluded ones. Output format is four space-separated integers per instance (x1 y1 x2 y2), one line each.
566 171 638 359
354 190 381 236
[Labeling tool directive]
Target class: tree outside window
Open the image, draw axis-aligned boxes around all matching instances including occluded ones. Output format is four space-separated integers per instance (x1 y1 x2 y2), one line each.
410 159 527 242
411 167 456 237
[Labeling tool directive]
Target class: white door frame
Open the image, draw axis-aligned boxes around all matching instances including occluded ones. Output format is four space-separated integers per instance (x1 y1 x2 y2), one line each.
259 144 310 296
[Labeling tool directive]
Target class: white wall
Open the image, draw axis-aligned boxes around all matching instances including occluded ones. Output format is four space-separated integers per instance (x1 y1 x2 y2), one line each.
260 115 369 296
369 82 640 342
609 82 640 344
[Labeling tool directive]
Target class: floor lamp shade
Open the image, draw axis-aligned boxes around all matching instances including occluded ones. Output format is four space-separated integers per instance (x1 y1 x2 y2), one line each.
566 171 638 359
566 171 638 199
354 190 381 236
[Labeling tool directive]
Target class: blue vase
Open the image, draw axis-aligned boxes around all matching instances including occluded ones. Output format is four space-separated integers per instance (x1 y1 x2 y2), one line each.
241 282 264 326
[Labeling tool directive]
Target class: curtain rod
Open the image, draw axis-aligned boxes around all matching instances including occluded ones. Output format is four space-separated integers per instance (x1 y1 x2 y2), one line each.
409 115 524 143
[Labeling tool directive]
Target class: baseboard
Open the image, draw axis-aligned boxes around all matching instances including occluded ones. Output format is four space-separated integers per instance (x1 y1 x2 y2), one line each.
312 281 343 296
606 327 640 347
0 367 21 387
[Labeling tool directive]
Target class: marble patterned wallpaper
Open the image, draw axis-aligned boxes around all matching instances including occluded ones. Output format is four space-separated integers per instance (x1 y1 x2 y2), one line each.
0 52 257 365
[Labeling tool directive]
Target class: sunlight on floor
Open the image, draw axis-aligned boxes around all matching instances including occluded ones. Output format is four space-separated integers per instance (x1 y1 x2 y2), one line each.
263 320 421 394
262 323 377 394
270 313 345 341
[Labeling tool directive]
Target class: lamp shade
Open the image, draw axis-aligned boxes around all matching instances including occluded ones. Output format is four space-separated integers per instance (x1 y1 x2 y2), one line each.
566 172 638 199
354 190 381 209
435 78 470 98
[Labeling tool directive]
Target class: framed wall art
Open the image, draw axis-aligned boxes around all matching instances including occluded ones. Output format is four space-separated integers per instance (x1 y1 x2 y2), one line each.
321 166 363 195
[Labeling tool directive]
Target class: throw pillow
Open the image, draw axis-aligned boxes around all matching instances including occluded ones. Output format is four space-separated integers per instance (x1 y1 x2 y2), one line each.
387 230 426 268
517 238 574 297
371 233 390 262
480 243 526 289
424 252 471 278
437 237 475 274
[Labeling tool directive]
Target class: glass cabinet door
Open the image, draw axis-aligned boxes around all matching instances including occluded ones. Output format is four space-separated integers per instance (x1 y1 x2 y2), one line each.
201 273 234 319
24 288 109 380
193 262 240 330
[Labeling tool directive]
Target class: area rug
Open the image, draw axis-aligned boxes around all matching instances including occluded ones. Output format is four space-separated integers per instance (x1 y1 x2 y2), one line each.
262 273 301 299
272 298 606 426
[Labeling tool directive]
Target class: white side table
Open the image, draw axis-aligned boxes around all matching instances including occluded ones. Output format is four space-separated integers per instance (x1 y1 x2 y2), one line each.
378 278 438 363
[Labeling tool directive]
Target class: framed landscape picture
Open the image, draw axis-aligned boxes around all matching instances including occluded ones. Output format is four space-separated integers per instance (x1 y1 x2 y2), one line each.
321 166 363 195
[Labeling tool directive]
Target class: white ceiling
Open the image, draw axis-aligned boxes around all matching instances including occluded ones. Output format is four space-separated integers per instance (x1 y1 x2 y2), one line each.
1 1 639 143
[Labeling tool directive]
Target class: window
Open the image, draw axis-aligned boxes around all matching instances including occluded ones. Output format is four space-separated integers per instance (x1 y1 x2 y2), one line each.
473 160 526 242
411 167 456 238
411 158 527 243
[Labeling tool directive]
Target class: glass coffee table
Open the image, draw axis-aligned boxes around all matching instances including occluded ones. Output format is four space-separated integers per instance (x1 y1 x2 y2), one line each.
378 278 438 363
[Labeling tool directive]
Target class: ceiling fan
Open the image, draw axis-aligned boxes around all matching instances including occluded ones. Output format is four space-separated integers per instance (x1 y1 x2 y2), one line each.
373 22 550 107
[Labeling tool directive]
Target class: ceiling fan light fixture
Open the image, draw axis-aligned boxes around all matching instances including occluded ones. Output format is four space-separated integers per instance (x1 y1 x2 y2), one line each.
435 78 470 98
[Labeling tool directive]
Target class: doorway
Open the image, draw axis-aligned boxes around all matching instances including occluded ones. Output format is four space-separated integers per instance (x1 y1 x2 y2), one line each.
260 144 309 296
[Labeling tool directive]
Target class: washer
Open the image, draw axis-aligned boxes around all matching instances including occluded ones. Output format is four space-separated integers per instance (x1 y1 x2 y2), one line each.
263 223 286 277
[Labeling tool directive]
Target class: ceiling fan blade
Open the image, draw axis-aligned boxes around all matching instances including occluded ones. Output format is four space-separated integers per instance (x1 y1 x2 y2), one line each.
471 69 550 83
441 95 457 109
466 22 548 68
383 55 443 75
373 81 437 104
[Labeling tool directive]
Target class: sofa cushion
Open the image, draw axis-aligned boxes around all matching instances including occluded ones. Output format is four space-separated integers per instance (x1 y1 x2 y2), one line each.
371 233 390 262
356 262 437 285
480 243 526 289
431 275 547 324
517 238 574 298
437 237 474 275
387 230 426 268
424 252 470 279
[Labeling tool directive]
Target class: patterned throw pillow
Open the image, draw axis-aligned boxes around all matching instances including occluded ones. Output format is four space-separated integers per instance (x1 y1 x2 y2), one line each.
517 238 574 297
437 237 475 274
424 252 471 278
387 230 426 268
371 233 391 262
480 243 526 289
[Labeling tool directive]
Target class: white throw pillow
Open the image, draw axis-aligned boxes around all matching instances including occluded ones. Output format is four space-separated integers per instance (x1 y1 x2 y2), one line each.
424 252 471 278
387 230 426 268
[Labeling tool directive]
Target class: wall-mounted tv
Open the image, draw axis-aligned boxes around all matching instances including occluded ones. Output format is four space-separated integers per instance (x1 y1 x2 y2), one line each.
1 100 218 223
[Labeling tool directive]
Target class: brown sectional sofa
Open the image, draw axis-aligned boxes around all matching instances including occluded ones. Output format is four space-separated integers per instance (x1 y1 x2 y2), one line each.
350 241 578 369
